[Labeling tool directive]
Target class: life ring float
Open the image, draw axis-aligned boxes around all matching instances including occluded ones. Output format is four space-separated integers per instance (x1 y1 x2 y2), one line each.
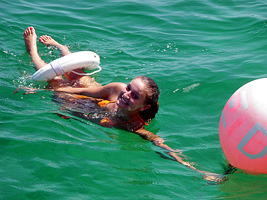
31 51 101 81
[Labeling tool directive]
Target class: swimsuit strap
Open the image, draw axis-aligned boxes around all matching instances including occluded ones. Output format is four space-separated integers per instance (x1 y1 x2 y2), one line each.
137 115 149 126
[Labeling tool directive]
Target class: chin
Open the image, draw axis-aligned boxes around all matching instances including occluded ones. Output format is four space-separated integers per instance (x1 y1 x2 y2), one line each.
116 99 128 110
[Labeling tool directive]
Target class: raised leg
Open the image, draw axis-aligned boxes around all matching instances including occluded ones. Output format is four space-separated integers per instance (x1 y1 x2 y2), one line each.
39 34 101 88
39 35 71 57
23 27 46 71
23 27 67 88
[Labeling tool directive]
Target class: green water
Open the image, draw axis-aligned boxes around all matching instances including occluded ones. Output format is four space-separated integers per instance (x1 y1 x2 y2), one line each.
1 0 267 199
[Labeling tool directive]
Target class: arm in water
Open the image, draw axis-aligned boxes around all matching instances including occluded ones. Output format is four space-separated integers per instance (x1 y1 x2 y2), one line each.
135 128 226 183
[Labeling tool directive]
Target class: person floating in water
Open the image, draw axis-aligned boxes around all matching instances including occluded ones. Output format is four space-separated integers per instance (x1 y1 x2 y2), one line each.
23 27 225 182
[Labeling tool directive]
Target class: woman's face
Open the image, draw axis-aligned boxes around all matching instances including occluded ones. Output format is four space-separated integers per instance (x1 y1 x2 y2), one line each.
116 78 150 112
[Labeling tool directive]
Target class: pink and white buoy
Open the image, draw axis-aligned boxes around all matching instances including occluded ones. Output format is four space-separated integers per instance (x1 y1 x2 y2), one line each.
219 78 267 174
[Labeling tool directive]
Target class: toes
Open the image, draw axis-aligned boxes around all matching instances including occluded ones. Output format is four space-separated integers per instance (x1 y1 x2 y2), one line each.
39 35 47 42
29 27 36 35
23 28 29 37
39 36 44 42
39 35 52 42
44 35 51 40
23 26 35 37
29 27 33 34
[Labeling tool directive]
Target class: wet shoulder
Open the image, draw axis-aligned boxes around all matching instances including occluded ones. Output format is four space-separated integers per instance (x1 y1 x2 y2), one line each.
104 82 126 101
105 82 126 91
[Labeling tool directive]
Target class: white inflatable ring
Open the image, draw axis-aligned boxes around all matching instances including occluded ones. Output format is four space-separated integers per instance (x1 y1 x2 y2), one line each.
32 51 101 81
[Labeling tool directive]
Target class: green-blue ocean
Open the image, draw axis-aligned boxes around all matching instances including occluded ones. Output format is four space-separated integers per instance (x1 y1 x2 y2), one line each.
1 0 267 199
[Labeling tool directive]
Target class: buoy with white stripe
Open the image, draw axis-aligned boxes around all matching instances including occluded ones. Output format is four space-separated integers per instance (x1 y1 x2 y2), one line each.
32 51 101 81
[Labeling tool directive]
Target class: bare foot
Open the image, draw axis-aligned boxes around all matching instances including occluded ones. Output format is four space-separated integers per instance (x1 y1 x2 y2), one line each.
23 27 38 55
39 35 71 56
23 27 47 70
39 35 59 47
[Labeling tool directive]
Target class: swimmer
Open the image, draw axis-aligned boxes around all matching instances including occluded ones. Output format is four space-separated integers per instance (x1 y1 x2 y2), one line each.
23 27 225 182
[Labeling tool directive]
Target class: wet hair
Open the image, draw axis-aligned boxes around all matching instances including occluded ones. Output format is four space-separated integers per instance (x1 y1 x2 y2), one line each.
134 76 160 124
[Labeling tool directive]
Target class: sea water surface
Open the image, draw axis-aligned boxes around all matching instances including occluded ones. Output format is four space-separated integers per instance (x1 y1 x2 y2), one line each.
1 0 267 199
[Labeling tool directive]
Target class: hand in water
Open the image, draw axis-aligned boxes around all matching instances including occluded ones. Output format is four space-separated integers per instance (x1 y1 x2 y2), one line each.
202 172 227 184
